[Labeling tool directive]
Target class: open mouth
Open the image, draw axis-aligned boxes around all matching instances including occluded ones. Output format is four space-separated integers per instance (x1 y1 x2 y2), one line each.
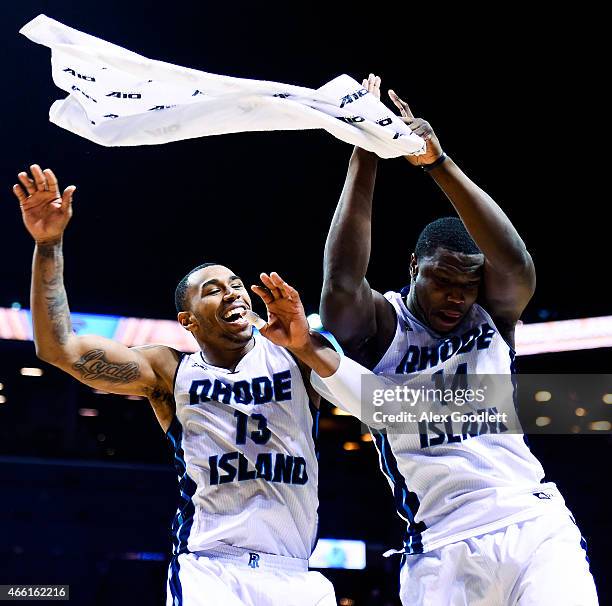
440 309 462 319
436 309 462 328
221 305 249 326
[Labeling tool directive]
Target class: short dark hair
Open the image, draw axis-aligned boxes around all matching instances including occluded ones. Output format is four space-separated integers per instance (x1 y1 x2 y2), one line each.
175 263 219 313
415 217 480 259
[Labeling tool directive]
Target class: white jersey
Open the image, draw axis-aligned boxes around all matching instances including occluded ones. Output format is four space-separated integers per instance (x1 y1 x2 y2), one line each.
168 336 320 560
373 289 566 555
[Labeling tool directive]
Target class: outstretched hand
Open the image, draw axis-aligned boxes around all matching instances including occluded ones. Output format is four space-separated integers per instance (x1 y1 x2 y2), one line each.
12 165 75 243
387 90 444 166
247 272 311 351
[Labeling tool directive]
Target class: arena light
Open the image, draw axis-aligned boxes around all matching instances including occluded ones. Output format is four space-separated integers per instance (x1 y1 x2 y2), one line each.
534 391 552 402
78 408 99 417
121 552 166 561
360 433 373 442
535 416 552 427
2 307 612 356
309 539 366 570
603 394 612 404
589 421 612 431
20 367 43 377
343 441 361 451
575 408 587 417
0 395 6 404
515 315 612 355
307 313 323 330
332 407 352 416
0 382 3 390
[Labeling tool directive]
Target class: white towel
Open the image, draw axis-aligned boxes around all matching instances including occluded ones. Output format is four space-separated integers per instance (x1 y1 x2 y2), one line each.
20 14 425 158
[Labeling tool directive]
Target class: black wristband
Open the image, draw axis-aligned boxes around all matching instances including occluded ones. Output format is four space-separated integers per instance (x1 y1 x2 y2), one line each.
421 153 448 172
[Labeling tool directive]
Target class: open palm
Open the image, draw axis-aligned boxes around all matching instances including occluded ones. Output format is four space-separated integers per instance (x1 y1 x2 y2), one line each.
12 165 75 242
250 272 310 351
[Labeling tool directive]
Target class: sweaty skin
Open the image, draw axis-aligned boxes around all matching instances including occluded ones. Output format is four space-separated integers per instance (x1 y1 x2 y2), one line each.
13 165 340 433
320 74 535 368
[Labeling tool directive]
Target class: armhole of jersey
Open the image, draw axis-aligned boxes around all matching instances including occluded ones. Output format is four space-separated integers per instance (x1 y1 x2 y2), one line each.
172 351 187 393
165 352 187 435
371 289 398 349
372 292 401 374
474 304 517 356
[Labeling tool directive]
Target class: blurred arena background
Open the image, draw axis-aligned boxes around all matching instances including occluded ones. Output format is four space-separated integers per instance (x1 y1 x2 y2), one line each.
0 2 607 604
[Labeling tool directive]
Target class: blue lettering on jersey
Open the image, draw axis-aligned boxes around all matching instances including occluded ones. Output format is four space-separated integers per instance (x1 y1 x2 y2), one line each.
396 323 496 373
211 380 233 404
255 453 274 481
273 370 292 401
273 453 294 482
233 381 253 404
189 379 212 403
476 323 495 349
238 453 257 481
208 452 308 486
188 371 293 406
252 376 273 404
217 452 238 483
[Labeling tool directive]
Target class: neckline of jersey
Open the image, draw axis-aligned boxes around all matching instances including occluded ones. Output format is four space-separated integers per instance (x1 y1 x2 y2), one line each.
198 337 258 374
400 293 472 340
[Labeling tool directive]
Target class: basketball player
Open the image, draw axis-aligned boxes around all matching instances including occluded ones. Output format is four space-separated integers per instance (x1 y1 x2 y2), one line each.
319 75 599 604
12 164 346 606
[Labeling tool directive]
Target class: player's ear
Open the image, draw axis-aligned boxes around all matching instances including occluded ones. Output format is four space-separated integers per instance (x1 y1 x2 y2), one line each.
178 311 196 332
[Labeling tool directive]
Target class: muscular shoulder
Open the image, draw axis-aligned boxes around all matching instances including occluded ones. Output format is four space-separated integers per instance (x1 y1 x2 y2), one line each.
131 345 182 379
342 290 396 369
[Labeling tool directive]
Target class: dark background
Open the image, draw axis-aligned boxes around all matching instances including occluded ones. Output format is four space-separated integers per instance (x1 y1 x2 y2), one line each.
0 2 608 605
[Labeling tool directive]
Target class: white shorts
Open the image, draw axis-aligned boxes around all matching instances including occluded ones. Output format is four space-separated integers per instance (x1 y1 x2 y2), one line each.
400 509 599 606
166 545 336 606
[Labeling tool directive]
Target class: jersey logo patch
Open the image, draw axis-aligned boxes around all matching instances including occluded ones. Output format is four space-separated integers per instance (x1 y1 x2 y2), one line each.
248 553 260 568
533 491 553 499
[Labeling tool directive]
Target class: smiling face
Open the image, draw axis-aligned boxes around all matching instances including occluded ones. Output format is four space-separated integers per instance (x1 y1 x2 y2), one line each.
410 247 485 334
178 264 253 347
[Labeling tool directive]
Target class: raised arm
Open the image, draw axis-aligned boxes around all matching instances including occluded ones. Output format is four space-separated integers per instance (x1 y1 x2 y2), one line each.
389 92 536 333
320 75 396 365
12 165 179 431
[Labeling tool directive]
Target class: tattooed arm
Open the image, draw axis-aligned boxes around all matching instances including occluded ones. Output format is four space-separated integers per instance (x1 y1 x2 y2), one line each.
14 165 179 431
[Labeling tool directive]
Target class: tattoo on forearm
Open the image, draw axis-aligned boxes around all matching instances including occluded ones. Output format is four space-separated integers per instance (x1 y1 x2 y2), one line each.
37 241 62 259
73 349 141 384
37 242 73 345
